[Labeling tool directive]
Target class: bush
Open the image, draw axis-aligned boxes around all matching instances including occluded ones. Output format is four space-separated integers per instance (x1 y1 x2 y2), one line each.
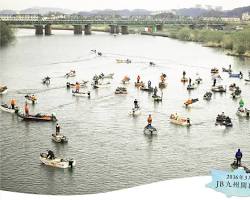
177 27 192 41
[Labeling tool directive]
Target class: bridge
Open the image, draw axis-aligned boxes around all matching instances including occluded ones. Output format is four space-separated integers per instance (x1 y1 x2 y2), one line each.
0 15 226 35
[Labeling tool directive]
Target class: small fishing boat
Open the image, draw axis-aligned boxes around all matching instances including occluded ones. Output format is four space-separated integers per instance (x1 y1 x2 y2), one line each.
25 94 37 104
215 114 233 127
121 76 130 84
236 108 250 117
195 77 202 84
40 152 75 168
134 82 145 87
222 67 232 73
229 72 243 79
152 94 162 102
211 68 219 74
181 77 188 83
98 73 114 79
170 114 191 126
140 86 153 92
203 92 212 100
116 59 131 64
65 70 76 78
0 104 19 114
229 83 237 91
187 83 197 90
128 107 141 116
52 134 68 143
17 112 57 122
143 125 157 135
184 98 199 107
159 81 167 88
92 82 111 89
0 86 8 94
66 81 88 88
230 159 250 173
114 87 127 95
72 90 90 97
211 85 226 92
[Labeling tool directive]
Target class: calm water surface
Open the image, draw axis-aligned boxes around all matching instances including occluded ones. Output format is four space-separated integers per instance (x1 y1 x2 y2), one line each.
0 29 250 195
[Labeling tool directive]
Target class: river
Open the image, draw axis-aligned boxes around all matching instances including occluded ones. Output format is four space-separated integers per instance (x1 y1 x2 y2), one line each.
0 29 250 195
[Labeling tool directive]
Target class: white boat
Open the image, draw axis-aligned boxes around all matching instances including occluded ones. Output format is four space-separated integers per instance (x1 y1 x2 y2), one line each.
92 82 111 89
187 83 197 90
195 77 202 84
236 108 250 117
0 86 8 94
51 134 68 143
128 107 141 116
211 85 226 92
114 87 127 94
102 73 114 79
65 70 76 78
152 94 162 102
143 125 157 135
0 104 19 114
40 152 75 168
170 114 191 126
72 90 90 97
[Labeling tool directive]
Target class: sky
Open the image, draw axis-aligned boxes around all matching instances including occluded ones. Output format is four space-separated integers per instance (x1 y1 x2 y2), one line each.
0 0 250 11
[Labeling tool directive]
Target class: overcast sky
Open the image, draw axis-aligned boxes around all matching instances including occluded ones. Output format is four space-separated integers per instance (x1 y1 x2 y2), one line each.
1 0 250 11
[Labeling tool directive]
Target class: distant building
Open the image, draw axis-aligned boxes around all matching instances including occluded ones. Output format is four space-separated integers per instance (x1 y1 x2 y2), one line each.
242 12 250 21
220 17 241 22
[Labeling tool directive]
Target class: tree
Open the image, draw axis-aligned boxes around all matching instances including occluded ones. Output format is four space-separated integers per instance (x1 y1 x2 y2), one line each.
0 22 15 47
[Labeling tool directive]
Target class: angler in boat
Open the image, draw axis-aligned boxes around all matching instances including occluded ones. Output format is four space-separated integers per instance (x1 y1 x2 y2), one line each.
222 64 232 73
144 114 157 135
52 123 68 143
136 75 141 83
237 99 250 117
231 87 241 99
25 94 37 104
40 150 76 168
211 68 219 74
159 73 167 88
203 92 212 100
213 78 216 87
231 151 250 173
181 71 188 83
42 76 51 84
65 70 76 78
129 99 141 116
149 62 156 66
184 98 199 107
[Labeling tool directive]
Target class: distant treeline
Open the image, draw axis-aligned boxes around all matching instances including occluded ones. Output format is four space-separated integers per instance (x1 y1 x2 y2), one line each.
167 27 250 56
0 22 15 47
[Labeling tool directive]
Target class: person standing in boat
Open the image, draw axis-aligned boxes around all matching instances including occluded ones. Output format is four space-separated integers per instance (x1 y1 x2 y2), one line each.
148 80 152 88
56 124 60 135
24 102 29 116
183 71 186 78
153 86 158 96
75 82 80 93
188 78 192 86
235 149 243 167
134 99 139 109
137 75 140 83
213 78 217 87
10 99 16 109
47 150 55 160
147 114 152 128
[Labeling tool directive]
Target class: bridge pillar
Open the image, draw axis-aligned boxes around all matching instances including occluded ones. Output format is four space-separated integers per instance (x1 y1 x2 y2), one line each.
156 24 163 31
114 25 120 34
109 25 115 34
73 25 83 35
84 24 91 35
45 24 52 35
35 25 43 35
121 26 129 34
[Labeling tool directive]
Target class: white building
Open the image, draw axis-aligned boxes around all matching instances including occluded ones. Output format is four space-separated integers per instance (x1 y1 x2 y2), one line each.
242 12 250 21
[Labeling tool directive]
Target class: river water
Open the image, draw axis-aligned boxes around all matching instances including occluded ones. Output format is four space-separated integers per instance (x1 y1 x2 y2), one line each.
0 29 250 195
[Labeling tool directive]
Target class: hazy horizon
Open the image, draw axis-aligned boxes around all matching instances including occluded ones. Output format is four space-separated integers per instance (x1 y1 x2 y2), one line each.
1 0 250 11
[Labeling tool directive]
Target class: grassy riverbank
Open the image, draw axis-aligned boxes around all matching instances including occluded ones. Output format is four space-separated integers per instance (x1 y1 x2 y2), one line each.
0 22 15 47
160 25 250 58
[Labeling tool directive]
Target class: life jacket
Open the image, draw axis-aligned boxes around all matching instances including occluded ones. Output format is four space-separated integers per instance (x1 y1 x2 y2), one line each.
11 99 16 105
76 84 80 90
147 117 152 124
